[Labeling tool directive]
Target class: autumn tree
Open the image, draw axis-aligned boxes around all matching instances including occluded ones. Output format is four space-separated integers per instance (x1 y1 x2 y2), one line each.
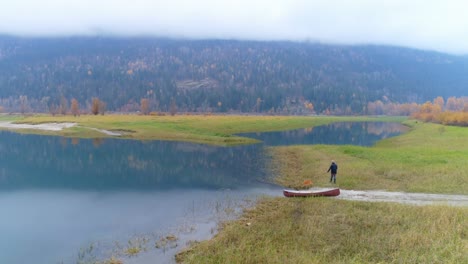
91 98 100 115
140 98 150 115
433 96 445 111
71 98 79 116
412 101 442 122
305 102 314 113
367 100 384 115
446 96 464 111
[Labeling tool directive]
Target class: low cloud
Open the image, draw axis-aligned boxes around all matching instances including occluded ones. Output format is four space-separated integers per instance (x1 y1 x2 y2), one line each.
1 0 467 54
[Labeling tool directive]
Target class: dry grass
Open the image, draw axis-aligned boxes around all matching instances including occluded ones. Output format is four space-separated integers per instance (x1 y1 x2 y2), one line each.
177 198 467 264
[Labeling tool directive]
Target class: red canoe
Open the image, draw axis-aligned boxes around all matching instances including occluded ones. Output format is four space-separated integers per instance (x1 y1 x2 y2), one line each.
283 188 340 198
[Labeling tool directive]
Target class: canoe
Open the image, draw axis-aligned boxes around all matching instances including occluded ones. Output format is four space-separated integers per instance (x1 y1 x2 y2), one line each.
283 188 340 198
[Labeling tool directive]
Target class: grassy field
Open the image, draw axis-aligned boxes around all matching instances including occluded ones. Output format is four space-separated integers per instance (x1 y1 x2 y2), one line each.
177 119 468 263
1 114 404 145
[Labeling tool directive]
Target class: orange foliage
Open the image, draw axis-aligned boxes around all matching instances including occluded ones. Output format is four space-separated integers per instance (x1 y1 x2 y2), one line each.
412 101 441 122
303 180 313 187
411 97 468 126
437 112 468 126
365 96 468 126
91 98 100 115
71 98 79 116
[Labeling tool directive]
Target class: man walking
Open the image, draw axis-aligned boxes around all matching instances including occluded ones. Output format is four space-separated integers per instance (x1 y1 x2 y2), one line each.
327 160 338 183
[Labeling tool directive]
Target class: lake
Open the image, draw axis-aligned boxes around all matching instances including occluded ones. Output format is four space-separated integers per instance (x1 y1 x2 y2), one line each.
0 121 407 263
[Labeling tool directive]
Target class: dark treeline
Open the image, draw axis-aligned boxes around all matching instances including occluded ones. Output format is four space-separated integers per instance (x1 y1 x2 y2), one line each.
1 36 467 114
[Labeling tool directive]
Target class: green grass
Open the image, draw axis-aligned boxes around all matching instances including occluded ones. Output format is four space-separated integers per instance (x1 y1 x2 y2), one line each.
177 198 467 264
0 114 21 121
270 120 468 194
3 114 405 145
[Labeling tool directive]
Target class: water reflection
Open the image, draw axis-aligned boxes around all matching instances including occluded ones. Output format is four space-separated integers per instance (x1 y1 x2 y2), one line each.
241 122 408 146
0 132 270 191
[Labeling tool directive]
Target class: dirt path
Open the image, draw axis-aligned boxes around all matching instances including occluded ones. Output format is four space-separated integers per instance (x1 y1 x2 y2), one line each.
337 189 468 207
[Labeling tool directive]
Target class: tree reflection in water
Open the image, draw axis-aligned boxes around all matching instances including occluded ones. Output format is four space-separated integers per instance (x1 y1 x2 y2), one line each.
240 122 408 146
0 132 269 191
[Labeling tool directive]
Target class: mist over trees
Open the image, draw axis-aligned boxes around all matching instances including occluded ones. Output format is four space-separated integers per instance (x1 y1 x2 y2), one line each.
0 36 467 115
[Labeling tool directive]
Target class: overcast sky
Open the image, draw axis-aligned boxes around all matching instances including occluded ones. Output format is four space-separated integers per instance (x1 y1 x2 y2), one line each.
1 0 468 54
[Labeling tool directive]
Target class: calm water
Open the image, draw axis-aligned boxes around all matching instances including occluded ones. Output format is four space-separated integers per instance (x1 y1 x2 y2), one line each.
241 122 408 146
0 122 407 264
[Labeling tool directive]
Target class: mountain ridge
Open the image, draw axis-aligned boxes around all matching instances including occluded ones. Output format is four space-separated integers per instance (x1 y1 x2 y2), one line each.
1 36 466 114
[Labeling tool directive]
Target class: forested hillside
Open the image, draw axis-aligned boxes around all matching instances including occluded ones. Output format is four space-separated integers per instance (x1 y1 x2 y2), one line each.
0 36 467 114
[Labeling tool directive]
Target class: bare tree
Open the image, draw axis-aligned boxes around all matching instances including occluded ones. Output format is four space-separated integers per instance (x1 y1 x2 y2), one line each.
49 103 59 116
19 95 28 115
140 98 150 115
59 96 68 115
169 97 177 116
